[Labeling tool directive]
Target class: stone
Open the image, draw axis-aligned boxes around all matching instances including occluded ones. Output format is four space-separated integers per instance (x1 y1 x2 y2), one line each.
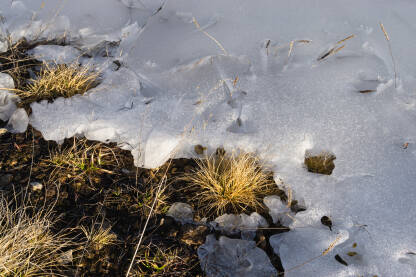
30 182 43 191
304 149 336 175
0 128 7 137
167 202 194 223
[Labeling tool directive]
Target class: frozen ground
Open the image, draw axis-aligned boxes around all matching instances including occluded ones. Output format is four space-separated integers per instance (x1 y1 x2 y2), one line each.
2 0 416 276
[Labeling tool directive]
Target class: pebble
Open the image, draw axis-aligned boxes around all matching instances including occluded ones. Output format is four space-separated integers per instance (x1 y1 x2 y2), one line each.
0 128 7 137
30 182 43 191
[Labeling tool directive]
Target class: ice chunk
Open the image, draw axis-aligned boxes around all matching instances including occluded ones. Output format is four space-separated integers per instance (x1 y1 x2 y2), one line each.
213 212 268 240
7 108 29 133
143 130 181 168
270 224 349 277
28 45 82 64
263 195 292 226
0 73 18 122
198 235 277 277
166 202 194 223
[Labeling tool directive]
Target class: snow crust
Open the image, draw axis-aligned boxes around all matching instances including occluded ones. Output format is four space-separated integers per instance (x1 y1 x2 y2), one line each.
2 0 416 276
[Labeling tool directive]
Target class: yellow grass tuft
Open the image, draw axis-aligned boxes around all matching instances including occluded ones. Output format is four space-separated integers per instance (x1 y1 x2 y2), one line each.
80 223 118 252
47 138 117 185
182 151 278 216
0 196 73 276
133 244 184 276
19 61 100 104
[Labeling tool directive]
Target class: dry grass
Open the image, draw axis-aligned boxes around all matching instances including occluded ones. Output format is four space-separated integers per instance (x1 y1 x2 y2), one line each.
132 244 186 277
379 22 397 88
19 61 100 104
132 182 169 217
79 222 118 252
0 37 42 89
182 151 278 216
47 138 118 186
0 195 73 276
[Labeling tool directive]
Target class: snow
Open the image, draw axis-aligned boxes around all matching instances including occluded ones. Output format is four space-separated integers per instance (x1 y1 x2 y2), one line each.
2 0 416 276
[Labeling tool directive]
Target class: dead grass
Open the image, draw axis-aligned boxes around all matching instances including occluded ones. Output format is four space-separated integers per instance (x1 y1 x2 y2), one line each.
0 37 42 89
132 243 187 277
47 138 118 186
0 195 73 276
79 222 118 252
182 151 278 217
19 61 100 104
0 36 98 105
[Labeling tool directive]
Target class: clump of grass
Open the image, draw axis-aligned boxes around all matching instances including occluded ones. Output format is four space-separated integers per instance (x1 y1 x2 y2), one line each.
0 196 73 276
18 61 100 104
132 244 187 277
182 151 278 216
0 37 42 89
131 182 169 217
80 223 118 252
47 138 117 186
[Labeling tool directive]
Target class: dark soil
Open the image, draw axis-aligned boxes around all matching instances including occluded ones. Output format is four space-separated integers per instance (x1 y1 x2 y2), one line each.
0 125 294 276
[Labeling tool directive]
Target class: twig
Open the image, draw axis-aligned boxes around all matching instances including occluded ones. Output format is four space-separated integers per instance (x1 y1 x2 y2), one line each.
380 22 397 88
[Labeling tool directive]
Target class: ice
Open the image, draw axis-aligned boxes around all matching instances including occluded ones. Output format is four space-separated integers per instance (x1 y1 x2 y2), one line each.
166 202 194 223
263 195 292 226
0 73 18 122
28 45 82 64
2 0 416 275
212 212 268 240
7 108 29 133
198 235 277 277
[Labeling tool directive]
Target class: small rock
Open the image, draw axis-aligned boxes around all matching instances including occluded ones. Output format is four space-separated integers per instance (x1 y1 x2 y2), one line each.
58 250 73 265
0 128 7 137
321 215 333 231
194 144 206 155
167 202 194 223
30 182 43 191
304 149 336 175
